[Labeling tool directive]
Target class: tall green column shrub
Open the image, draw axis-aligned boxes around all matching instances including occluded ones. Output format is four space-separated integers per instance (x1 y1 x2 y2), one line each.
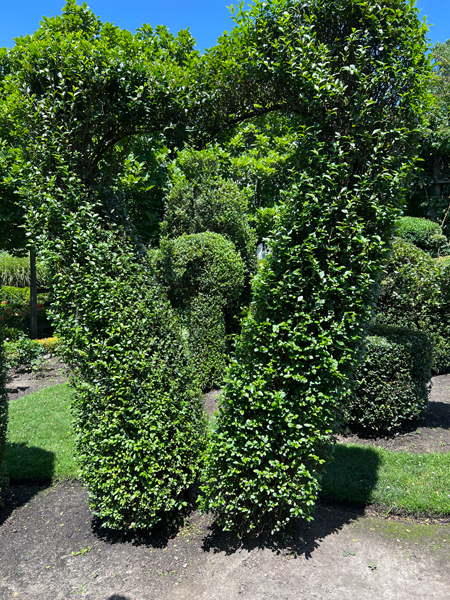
26 182 207 530
200 0 431 534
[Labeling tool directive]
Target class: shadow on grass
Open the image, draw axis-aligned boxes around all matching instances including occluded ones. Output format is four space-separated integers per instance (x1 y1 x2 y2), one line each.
4 442 55 484
0 443 55 525
320 443 381 505
201 444 381 560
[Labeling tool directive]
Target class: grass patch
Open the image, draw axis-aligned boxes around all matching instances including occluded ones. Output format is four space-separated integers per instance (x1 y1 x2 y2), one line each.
4 384 77 483
321 443 450 516
4 386 450 518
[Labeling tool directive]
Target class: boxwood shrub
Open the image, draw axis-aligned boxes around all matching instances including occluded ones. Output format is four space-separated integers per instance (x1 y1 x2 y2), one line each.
161 153 257 297
155 232 245 390
29 188 208 531
375 238 450 373
345 325 433 434
395 217 450 257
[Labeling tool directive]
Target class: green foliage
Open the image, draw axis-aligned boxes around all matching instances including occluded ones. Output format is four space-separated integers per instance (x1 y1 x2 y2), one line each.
0 285 50 339
0 320 8 503
0 142 27 254
156 231 245 390
2 0 430 534
375 239 450 373
396 217 450 257
4 335 47 371
345 325 432 434
162 147 257 281
25 176 207 529
405 40 450 228
200 0 431 534
0 253 46 287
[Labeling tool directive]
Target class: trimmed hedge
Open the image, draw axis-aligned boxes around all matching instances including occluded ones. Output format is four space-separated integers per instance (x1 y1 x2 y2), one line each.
161 155 257 292
375 238 450 373
345 325 432 434
155 232 245 391
396 217 450 257
26 185 208 530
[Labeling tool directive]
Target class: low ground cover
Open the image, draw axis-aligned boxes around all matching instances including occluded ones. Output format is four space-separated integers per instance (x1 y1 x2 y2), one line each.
4 380 450 520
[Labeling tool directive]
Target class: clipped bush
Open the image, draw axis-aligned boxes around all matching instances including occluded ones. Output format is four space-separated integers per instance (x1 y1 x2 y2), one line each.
375 238 450 373
26 186 209 530
0 252 47 287
345 325 432 434
396 217 450 257
161 153 257 287
0 322 8 504
156 232 245 390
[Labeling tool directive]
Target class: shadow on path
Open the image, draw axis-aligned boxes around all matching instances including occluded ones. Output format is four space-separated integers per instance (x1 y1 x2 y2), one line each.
201 445 381 560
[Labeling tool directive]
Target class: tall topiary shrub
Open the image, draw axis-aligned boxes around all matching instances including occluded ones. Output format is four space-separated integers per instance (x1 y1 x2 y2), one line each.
200 0 431 534
3 0 430 534
26 181 207 530
161 148 257 290
155 231 245 390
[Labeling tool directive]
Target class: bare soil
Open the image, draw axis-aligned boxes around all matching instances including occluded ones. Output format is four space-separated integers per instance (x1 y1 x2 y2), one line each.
6 357 69 401
1 482 449 600
2 365 450 599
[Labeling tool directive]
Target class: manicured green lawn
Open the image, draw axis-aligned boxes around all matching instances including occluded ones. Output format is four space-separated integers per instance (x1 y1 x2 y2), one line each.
321 443 450 515
4 384 77 482
4 384 450 518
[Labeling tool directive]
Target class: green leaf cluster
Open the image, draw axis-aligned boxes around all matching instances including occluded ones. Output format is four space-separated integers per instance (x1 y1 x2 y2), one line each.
154 231 245 390
375 238 450 373
0 0 431 533
345 325 432 434
395 217 450 257
161 147 257 286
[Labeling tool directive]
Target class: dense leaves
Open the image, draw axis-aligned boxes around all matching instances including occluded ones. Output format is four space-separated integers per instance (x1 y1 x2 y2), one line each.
346 325 432 434
396 216 450 257
0 0 431 533
200 0 431 533
162 147 257 285
155 231 245 390
28 180 207 529
375 238 450 374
